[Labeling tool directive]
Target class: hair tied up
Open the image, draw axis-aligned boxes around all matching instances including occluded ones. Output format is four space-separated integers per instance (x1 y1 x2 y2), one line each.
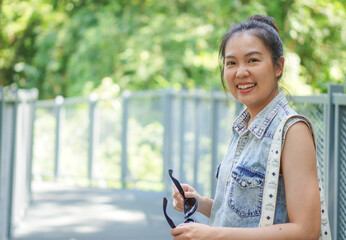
249 15 280 34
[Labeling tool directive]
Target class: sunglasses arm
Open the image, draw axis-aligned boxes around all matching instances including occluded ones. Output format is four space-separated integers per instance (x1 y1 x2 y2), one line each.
163 197 176 228
169 169 186 198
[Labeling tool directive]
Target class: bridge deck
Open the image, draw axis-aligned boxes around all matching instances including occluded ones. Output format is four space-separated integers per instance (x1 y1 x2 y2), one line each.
13 182 203 240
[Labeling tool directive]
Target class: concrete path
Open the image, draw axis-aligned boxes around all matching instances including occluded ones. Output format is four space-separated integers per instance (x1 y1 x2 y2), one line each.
12 182 208 240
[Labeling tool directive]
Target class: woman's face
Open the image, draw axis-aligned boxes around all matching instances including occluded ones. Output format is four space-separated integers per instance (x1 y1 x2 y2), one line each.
223 32 284 115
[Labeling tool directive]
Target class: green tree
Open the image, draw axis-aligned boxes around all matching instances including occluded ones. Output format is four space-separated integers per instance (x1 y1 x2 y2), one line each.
0 0 344 98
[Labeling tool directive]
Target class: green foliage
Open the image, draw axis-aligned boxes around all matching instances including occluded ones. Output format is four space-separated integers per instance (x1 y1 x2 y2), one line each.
32 97 166 190
1 0 345 98
286 0 345 92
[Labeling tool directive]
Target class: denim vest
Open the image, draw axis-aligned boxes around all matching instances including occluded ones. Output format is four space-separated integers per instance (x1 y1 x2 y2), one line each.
209 92 309 227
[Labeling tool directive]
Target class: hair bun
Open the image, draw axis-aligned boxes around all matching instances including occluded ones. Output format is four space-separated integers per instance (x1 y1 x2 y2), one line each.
249 15 280 34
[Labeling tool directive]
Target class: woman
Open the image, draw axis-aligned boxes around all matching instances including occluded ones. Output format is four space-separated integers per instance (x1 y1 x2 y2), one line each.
171 15 322 239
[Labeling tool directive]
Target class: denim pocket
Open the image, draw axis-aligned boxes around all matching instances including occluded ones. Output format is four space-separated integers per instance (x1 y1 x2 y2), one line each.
228 166 265 218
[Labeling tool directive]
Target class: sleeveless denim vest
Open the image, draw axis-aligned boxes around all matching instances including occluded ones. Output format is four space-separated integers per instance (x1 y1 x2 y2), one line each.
209 92 309 227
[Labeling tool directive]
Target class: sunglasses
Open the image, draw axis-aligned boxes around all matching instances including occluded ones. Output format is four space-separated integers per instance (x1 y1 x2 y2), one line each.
162 169 198 228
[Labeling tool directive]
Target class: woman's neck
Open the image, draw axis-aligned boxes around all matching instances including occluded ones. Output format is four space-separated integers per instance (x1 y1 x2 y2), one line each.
245 91 280 128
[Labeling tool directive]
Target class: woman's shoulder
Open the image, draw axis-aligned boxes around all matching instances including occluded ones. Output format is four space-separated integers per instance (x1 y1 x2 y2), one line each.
270 104 314 141
278 107 314 143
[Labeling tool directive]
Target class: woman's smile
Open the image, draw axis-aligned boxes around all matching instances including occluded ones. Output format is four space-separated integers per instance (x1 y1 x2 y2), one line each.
237 83 257 93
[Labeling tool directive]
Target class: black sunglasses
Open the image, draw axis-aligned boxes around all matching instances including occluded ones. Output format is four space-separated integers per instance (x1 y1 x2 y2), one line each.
162 169 198 228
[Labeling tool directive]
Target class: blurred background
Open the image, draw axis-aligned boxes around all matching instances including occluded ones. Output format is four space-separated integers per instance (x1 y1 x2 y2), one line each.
0 0 345 240
0 0 345 98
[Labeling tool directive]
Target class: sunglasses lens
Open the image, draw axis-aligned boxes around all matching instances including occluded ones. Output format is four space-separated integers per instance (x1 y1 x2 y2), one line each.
184 197 198 218
184 218 195 223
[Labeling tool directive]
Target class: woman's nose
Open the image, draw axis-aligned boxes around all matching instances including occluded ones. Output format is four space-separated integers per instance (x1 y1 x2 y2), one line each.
235 65 250 78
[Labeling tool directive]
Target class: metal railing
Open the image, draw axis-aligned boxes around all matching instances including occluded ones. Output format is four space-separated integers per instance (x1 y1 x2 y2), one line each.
0 85 38 240
289 85 345 240
1 84 345 239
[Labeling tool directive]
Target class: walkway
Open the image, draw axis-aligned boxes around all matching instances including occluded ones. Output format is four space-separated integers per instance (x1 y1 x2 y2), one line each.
12 182 208 240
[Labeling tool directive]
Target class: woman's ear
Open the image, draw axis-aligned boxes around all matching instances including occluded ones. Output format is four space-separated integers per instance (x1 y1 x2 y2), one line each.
275 56 285 78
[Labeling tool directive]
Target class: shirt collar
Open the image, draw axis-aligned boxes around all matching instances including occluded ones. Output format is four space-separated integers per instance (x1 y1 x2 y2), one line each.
233 92 288 138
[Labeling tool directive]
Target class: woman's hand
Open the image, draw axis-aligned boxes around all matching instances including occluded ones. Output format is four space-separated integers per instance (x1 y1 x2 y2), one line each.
172 184 200 212
172 183 214 217
171 223 214 240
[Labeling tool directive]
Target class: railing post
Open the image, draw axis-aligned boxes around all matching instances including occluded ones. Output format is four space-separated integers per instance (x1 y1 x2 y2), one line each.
88 93 98 186
54 96 64 181
326 84 343 240
163 89 173 191
0 87 3 240
179 88 186 182
323 99 329 188
27 89 38 202
333 94 346 239
210 89 219 198
7 87 19 240
121 90 130 189
193 88 201 189
0 87 3 179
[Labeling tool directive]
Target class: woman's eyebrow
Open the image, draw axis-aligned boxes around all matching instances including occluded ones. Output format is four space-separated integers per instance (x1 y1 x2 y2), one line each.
225 51 263 59
245 51 262 57
225 55 235 59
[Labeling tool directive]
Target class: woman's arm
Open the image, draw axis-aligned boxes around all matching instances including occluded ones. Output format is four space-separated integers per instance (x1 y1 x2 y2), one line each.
280 121 321 238
171 122 321 240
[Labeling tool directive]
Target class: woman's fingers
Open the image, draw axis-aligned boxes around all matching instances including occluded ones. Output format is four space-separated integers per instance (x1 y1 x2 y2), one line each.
184 191 197 199
171 224 185 237
180 183 195 193
172 188 184 211
173 199 183 212
172 183 200 212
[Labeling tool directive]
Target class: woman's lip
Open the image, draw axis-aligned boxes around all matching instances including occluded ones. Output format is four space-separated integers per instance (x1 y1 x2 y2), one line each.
237 83 256 93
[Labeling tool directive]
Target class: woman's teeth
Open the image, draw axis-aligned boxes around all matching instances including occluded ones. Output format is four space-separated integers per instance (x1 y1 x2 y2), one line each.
237 84 256 89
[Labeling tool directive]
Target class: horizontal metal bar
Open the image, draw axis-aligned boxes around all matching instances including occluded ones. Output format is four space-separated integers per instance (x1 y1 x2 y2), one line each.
289 94 328 104
33 89 231 107
36 97 92 108
63 97 90 105
333 94 346 105
0 89 38 103
17 89 39 102
35 99 56 108
122 88 232 101
173 90 230 101
124 89 166 98
34 90 345 109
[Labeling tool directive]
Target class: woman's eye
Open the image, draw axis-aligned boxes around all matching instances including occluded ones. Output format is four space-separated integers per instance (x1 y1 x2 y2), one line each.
249 58 258 63
226 61 235 66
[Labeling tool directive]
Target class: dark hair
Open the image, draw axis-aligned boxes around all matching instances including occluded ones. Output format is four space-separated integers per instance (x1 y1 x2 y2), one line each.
219 15 284 91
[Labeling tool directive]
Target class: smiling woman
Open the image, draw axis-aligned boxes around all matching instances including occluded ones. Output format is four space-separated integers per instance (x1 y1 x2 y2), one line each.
169 15 330 240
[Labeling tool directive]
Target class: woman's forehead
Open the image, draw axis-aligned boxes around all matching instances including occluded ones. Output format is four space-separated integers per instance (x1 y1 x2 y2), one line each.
224 32 269 56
